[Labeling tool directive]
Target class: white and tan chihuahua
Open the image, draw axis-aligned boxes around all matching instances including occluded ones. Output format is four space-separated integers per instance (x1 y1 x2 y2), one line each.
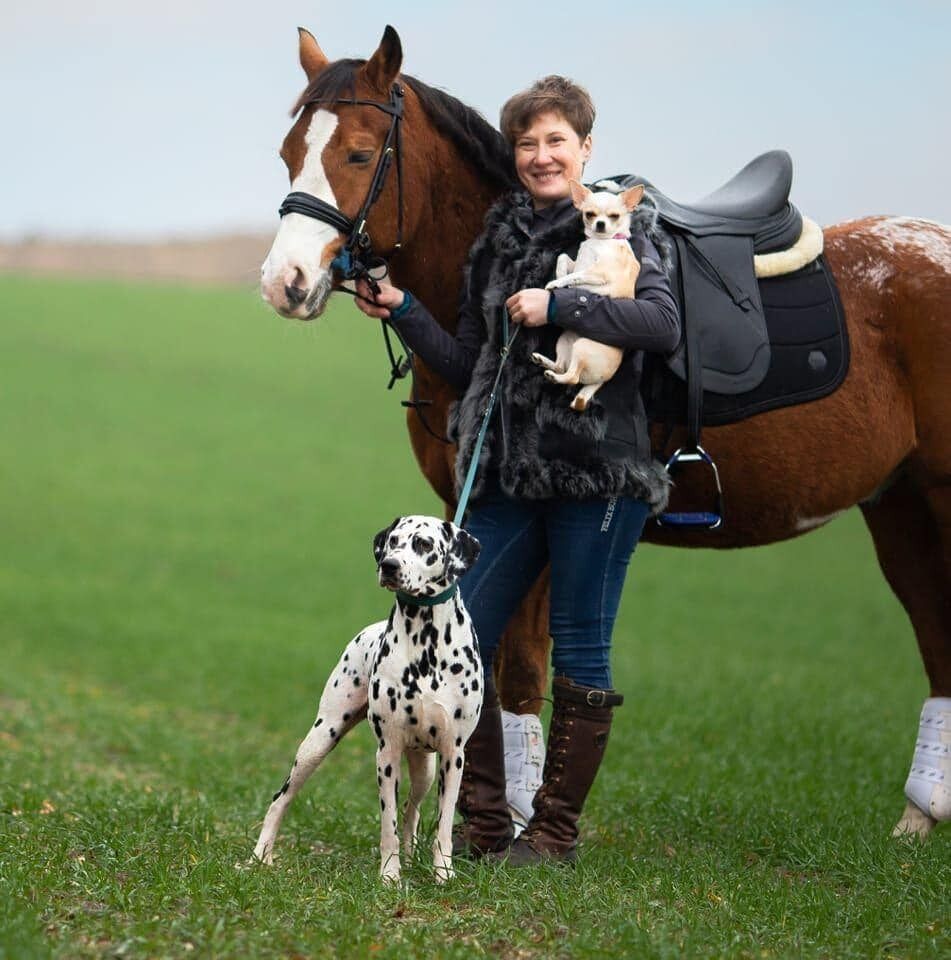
533 181 645 411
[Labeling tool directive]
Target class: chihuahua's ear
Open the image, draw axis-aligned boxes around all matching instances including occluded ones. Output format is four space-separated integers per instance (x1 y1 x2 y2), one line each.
568 180 590 209
621 183 645 211
298 27 329 80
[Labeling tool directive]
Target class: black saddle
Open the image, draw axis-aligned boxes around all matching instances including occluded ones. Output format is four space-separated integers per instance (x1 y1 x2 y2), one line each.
599 150 804 396
598 152 848 529
600 149 801 252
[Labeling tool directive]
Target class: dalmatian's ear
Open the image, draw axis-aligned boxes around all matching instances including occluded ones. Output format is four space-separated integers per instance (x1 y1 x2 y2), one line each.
373 518 400 562
446 525 481 579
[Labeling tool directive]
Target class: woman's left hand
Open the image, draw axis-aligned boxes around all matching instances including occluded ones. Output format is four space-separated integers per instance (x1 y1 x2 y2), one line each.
506 288 550 327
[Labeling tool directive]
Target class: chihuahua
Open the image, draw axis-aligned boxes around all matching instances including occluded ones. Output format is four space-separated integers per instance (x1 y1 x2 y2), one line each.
533 181 645 411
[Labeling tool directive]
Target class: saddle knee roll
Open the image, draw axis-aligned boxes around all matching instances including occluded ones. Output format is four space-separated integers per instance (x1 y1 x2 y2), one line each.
904 697 951 821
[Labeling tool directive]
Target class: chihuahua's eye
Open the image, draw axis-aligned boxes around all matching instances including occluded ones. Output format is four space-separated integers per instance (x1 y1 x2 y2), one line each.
584 211 596 219
609 213 619 220
347 150 374 164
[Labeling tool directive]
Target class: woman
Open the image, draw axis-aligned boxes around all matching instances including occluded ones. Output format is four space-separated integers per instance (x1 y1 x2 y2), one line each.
356 75 680 865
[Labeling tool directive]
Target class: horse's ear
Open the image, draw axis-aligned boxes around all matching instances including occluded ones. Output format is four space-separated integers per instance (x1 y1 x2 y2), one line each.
363 25 403 92
298 27 329 80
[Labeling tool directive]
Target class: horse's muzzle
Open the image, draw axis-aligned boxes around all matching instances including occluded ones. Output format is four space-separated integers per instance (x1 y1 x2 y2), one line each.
261 265 332 320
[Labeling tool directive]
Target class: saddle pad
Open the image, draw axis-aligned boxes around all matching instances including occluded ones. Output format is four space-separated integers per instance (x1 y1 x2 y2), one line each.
646 255 848 427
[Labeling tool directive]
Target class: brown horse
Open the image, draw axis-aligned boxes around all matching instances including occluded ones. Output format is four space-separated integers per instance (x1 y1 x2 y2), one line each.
260 26 951 838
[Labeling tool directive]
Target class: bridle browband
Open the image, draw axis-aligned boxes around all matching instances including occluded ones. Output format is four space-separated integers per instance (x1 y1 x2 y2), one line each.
278 81 405 290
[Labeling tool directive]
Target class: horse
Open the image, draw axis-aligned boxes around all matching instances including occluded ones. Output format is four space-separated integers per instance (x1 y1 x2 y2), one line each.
259 25 951 839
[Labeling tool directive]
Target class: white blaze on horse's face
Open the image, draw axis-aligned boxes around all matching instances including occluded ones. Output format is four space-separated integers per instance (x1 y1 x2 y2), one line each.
260 109 340 319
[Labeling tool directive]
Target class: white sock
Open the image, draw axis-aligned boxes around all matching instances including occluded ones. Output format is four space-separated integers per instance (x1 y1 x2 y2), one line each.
904 697 951 821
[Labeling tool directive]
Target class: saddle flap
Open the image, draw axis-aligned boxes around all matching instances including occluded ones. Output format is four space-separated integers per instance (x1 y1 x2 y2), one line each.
666 232 771 395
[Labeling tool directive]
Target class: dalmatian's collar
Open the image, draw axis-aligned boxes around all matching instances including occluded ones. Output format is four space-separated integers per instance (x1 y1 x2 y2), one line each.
395 584 458 607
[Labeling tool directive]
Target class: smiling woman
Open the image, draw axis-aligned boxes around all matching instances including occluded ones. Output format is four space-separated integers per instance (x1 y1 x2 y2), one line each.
350 69 682 868
503 76 593 208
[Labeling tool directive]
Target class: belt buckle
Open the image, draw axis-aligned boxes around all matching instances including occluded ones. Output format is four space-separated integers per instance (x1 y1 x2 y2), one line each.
586 690 607 707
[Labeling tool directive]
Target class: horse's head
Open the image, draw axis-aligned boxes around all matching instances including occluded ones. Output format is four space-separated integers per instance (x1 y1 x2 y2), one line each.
261 26 405 320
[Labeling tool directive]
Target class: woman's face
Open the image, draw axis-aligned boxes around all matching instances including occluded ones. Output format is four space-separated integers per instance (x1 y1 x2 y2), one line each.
513 111 592 208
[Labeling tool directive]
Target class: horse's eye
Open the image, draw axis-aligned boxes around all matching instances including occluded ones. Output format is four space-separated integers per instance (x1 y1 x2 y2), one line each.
347 150 374 165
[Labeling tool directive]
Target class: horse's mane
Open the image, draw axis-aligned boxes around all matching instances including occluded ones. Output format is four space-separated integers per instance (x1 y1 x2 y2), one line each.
293 60 516 193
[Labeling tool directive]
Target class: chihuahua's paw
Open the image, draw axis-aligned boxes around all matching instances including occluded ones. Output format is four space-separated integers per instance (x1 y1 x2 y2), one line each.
531 351 553 369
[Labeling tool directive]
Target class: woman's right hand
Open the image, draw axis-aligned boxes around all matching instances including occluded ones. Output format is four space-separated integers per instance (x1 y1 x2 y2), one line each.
354 278 406 319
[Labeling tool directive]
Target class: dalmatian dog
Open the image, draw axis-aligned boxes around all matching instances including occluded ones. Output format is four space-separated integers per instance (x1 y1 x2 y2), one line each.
250 516 483 884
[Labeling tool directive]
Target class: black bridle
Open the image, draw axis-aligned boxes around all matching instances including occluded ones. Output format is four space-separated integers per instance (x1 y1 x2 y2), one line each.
276 81 449 443
278 81 405 292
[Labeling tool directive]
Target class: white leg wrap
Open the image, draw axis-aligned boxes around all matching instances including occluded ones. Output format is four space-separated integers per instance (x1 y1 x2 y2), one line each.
904 697 951 822
502 710 545 836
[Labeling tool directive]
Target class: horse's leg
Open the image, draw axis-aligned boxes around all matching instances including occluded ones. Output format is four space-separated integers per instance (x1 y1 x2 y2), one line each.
861 473 951 837
494 571 551 829
495 570 551 713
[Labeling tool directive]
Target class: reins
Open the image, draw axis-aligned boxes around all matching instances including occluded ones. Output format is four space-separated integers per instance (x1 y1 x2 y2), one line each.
277 80 449 444
276 82 522 519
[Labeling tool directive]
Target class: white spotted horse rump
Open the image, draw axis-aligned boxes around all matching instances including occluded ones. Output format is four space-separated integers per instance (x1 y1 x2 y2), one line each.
250 516 483 884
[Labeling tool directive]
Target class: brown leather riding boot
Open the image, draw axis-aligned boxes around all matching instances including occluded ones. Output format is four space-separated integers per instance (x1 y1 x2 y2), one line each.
453 683 515 858
500 676 622 866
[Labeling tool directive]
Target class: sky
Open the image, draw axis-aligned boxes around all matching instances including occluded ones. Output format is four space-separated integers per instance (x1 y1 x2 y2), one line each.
2 0 949 239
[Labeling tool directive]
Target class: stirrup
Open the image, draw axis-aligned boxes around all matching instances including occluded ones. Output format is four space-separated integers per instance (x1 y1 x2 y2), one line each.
656 445 724 530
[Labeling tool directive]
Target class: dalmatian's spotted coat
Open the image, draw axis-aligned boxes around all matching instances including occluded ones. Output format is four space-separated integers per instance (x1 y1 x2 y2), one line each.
251 516 482 883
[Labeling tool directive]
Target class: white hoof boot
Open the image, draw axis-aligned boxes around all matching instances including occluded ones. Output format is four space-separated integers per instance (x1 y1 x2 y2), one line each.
502 710 545 838
900 697 951 832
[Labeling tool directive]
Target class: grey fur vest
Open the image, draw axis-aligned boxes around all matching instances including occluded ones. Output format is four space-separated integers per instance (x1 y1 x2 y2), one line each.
448 191 671 511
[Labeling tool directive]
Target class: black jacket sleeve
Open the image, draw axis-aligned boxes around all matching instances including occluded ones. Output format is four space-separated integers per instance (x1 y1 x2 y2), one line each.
549 234 681 355
387 289 485 394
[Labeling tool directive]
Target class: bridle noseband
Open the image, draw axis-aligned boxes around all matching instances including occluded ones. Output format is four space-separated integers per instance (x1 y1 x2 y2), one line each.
278 82 405 292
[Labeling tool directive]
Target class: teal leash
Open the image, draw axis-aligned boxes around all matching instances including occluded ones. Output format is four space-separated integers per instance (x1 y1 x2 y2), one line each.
453 311 521 527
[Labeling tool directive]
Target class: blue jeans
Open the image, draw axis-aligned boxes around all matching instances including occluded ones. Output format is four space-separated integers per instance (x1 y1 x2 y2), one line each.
459 478 650 691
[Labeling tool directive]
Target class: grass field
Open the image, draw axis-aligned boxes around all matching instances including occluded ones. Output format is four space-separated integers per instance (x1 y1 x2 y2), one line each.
0 275 947 959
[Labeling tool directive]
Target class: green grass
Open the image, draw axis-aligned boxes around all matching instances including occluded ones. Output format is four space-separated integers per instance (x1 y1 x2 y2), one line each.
0 274 947 959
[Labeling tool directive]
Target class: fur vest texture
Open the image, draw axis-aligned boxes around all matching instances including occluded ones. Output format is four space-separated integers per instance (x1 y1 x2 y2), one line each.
448 190 672 511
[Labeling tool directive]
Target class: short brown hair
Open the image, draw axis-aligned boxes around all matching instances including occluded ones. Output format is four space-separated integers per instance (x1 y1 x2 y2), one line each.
500 75 595 145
